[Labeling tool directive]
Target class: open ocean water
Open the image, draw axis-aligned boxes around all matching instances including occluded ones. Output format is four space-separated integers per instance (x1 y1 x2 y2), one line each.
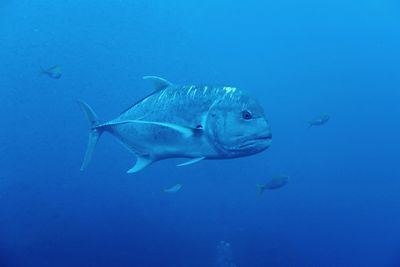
1 0 400 266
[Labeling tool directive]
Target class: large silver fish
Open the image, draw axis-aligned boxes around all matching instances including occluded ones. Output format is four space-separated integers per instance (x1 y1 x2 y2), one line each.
78 76 272 173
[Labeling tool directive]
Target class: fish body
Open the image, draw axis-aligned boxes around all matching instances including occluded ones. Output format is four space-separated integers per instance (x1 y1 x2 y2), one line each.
257 175 289 194
79 76 272 173
308 114 330 128
41 65 62 79
163 183 182 193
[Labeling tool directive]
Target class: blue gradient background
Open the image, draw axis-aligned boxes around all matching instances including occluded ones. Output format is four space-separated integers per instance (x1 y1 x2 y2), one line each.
1 0 400 266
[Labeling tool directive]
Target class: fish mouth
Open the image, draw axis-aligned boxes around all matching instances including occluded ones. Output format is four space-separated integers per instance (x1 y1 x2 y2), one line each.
238 134 272 149
253 134 272 141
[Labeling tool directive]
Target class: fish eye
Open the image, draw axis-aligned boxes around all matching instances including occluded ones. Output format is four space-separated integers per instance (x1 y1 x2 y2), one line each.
242 110 252 120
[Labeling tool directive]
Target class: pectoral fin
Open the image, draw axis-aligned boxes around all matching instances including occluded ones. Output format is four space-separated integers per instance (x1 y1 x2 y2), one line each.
177 157 205 167
127 155 153 174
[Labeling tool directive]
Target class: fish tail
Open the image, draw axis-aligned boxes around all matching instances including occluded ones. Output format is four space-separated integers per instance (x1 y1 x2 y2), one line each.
39 66 46 76
256 184 265 195
77 100 104 171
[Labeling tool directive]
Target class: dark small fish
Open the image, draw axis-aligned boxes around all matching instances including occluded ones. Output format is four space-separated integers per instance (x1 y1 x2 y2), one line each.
41 65 62 79
308 114 330 128
257 175 289 194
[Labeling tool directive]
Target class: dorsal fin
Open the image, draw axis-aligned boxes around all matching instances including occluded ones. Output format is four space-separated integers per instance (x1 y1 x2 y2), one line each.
119 76 174 115
143 76 173 92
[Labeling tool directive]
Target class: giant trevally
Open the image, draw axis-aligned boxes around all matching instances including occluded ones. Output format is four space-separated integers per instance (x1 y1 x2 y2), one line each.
78 76 272 174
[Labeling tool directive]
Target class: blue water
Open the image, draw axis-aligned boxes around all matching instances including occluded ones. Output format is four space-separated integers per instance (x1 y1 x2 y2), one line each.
1 1 400 266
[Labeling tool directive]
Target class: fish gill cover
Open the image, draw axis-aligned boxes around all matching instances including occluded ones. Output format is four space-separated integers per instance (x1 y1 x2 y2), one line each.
0 0 400 267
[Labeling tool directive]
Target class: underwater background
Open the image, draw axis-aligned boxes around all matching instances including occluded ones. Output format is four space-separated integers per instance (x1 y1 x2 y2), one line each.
1 0 400 266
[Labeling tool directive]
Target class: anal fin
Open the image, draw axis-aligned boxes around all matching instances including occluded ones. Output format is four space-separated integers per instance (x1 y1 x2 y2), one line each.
127 155 153 174
177 157 205 167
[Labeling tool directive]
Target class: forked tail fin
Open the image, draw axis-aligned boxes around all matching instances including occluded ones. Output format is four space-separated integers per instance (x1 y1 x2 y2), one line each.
39 66 47 76
77 100 103 171
256 184 266 195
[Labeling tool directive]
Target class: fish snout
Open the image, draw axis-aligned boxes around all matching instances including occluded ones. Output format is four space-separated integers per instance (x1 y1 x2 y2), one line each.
259 119 272 140
255 131 272 147
253 120 272 148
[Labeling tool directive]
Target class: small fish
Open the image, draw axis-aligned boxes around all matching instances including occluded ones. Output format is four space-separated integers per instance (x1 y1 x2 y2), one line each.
78 76 272 174
256 175 289 194
40 65 62 79
308 114 330 128
163 183 182 193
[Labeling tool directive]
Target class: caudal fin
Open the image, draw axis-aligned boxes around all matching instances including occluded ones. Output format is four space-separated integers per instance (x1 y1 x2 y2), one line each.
256 184 266 195
77 100 103 171
39 66 47 76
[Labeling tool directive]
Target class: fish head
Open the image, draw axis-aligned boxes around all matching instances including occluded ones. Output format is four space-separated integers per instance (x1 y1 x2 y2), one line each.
206 89 272 157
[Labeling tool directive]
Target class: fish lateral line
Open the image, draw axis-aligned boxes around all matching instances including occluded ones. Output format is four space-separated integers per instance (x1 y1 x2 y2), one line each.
98 119 203 138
